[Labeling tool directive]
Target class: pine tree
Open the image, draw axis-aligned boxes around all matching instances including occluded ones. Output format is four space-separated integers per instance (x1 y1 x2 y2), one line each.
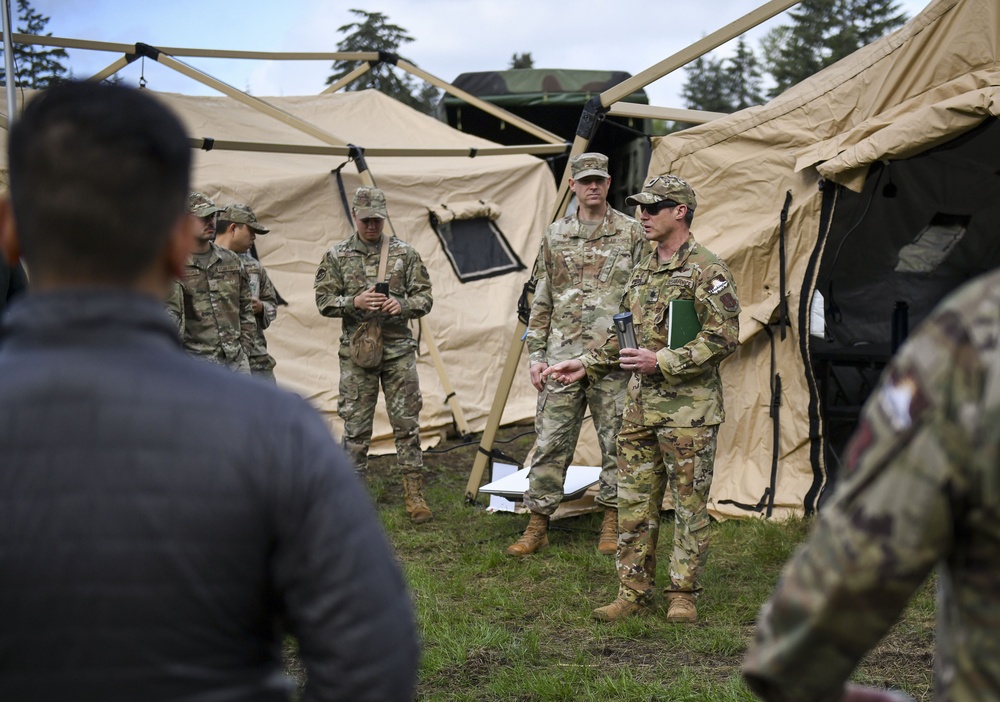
763 0 907 97
725 39 765 110
326 9 439 115
510 53 534 69
681 39 764 113
681 54 732 113
0 0 69 88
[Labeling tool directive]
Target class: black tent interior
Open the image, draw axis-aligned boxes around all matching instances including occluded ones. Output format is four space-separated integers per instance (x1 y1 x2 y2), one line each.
808 117 1000 482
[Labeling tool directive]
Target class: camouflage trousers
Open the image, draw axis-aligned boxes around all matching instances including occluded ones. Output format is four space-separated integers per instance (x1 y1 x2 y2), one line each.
523 370 627 515
249 352 276 378
615 421 718 604
196 350 251 375
338 351 424 475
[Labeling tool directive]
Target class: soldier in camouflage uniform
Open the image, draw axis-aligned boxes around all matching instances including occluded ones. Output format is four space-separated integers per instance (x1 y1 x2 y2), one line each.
314 187 434 524
544 175 740 623
214 202 279 382
166 192 256 374
743 270 1000 702
507 152 647 558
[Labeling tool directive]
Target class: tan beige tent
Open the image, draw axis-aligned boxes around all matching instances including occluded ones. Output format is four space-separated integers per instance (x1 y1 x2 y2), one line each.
148 89 558 451
642 0 1000 519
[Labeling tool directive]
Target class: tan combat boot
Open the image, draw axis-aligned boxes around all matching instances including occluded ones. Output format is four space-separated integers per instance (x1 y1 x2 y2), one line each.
592 598 650 622
597 507 618 555
402 472 433 524
505 512 549 556
666 592 697 623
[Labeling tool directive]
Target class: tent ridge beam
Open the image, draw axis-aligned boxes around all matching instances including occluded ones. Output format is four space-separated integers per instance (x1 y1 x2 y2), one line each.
598 0 802 107
5 33 381 61
145 50 350 149
606 102 729 125
185 137 568 158
321 62 372 94
8 31 566 150
86 55 132 83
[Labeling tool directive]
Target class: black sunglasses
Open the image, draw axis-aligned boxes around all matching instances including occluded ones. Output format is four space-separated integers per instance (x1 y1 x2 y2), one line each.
639 200 679 215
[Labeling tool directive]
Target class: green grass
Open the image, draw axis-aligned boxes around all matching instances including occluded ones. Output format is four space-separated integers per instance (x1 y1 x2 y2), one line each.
288 425 936 701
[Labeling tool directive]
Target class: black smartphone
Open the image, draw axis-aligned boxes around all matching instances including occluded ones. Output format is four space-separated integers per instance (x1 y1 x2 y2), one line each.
375 282 390 296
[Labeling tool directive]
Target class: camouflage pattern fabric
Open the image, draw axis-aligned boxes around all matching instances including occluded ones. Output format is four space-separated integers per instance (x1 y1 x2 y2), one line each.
352 187 388 219
314 234 433 361
579 233 739 601
569 152 611 180
315 232 432 474
338 352 424 475
188 191 220 217
526 207 646 366
525 372 626 514
166 243 256 374
744 268 1000 702
582 234 741 427
615 422 718 604
239 251 278 377
221 202 269 233
626 174 698 211
523 207 646 512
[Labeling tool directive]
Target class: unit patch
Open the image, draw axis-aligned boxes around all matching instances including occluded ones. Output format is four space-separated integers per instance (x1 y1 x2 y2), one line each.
707 275 730 295
877 372 928 432
720 292 739 313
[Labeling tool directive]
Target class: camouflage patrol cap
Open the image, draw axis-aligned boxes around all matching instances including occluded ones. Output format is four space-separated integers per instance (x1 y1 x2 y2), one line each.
570 152 610 180
626 174 697 211
188 191 221 217
352 186 387 220
219 202 269 234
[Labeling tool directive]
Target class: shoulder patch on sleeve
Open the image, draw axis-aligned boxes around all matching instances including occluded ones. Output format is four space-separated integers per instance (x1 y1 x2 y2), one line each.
720 292 739 313
877 371 929 432
707 275 730 295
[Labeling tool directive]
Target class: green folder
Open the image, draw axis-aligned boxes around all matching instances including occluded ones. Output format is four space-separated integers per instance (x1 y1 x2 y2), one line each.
668 299 702 349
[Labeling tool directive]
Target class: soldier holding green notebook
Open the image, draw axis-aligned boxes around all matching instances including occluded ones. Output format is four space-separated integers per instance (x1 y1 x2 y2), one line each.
544 174 741 623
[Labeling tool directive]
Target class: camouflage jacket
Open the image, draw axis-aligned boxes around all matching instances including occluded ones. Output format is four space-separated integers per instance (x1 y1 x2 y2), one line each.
527 206 647 366
166 243 255 374
239 252 277 372
744 269 1000 702
314 233 433 360
583 234 740 427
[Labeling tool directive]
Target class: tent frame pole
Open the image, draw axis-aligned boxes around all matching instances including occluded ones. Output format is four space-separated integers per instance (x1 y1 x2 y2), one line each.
1 0 17 125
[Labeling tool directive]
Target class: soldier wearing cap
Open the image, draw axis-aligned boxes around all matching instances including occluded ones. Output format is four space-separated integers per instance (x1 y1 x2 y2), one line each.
215 202 279 382
544 174 740 623
314 186 434 524
166 192 256 374
506 152 647 558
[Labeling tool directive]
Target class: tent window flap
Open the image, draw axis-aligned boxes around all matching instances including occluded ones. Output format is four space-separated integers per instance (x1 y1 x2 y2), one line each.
895 212 971 274
429 200 525 282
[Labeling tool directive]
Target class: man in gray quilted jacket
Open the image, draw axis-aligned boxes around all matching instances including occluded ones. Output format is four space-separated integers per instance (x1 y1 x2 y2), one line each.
0 81 417 702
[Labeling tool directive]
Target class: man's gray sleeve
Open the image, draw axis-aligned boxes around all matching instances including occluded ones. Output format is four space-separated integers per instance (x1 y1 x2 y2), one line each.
271 400 419 701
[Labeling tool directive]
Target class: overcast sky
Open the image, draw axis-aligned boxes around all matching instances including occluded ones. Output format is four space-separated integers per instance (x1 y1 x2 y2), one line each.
26 0 930 108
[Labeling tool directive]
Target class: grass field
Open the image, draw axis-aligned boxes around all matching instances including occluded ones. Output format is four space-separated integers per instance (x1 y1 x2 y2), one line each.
289 423 936 701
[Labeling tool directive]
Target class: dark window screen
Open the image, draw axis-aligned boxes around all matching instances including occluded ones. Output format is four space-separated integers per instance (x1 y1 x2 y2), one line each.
431 215 525 282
